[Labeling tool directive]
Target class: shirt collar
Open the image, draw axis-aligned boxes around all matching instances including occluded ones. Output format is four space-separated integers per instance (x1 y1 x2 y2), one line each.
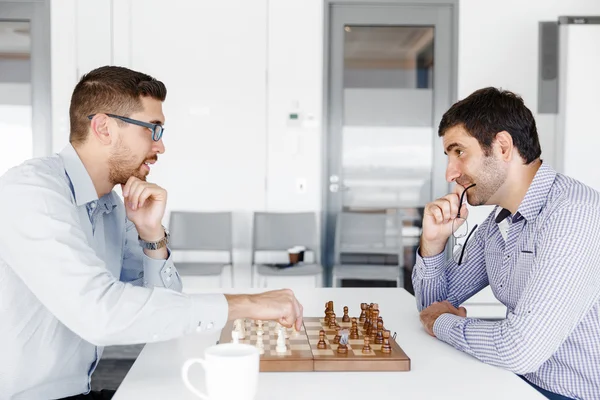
515 161 557 222
59 144 117 212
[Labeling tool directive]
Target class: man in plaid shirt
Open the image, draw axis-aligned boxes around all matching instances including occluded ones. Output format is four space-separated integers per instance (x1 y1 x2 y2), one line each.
413 87 600 400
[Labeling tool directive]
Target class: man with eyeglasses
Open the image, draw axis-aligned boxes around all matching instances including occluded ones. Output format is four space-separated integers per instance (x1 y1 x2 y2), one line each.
412 87 600 400
0 66 303 400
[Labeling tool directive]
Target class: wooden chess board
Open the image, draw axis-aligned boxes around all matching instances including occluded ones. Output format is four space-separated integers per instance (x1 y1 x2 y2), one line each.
218 311 411 372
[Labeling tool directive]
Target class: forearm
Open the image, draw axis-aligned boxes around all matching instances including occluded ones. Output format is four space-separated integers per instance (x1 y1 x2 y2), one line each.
412 250 450 311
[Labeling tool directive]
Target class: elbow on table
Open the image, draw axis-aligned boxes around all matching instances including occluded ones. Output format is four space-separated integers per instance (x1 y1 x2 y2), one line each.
505 346 550 375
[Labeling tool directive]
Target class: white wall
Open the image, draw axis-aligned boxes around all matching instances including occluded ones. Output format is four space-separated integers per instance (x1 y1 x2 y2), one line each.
48 0 600 290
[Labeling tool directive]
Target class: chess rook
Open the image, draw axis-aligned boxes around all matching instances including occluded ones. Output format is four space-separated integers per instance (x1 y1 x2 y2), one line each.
359 303 367 323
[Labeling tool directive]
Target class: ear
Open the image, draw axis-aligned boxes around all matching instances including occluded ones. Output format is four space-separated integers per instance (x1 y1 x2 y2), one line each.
89 114 113 145
494 130 513 162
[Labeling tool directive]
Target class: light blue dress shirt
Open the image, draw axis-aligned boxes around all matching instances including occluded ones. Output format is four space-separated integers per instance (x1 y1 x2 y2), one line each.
0 144 228 399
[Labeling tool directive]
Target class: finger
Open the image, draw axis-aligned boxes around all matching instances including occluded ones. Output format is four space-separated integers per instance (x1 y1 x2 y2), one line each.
128 182 147 210
138 186 161 208
295 302 304 331
459 203 469 219
458 306 467 317
443 193 461 218
122 176 140 198
425 204 444 224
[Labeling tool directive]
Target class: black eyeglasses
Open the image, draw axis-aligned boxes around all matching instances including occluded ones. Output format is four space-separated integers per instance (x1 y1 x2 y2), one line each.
452 183 478 265
87 113 164 142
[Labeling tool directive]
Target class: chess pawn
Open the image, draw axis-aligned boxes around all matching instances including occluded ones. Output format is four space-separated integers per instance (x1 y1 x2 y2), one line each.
231 329 240 344
359 303 367 323
362 335 372 354
317 330 327 349
333 326 341 344
329 312 337 328
375 320 384 344
256 330 265 355
381 330 392 354
342 306 350 322
350 317 359 339
256 320 264 334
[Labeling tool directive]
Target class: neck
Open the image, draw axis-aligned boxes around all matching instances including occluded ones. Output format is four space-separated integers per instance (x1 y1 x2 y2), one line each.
72 143 114 198
497 159 542 214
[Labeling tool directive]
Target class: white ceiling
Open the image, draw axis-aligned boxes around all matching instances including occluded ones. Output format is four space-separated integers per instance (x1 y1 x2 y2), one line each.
0 21 30 59
344 26 434 68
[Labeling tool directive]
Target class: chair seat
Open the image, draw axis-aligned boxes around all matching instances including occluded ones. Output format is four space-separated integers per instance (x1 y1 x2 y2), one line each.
332 264 401 280
175 262 229 276
256 263 323 277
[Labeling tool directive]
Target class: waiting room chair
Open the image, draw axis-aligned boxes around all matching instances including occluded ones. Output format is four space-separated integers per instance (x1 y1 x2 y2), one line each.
251 211 323 288
168 211 234 288
331 210 403 287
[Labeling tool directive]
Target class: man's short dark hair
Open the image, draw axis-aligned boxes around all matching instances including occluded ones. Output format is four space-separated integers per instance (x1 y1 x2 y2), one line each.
438 87 541 164
69 66 167 145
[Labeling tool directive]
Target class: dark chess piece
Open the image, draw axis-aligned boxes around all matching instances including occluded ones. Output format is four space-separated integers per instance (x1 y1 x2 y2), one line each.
350 317 359 339
329 312 337 328
337 330 349 354
359 303 367 323
342 306 350 322
375 320 384 344
362 335 372 354
317 330 327 349
381 330 391 353
333 326 341 344
363 306 371 330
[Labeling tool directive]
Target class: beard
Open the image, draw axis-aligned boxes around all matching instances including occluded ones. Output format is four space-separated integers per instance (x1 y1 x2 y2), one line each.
108 140 155 185
459 155 507 206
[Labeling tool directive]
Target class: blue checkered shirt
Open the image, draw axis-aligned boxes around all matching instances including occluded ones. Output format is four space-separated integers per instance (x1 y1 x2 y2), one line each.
413 162 600 400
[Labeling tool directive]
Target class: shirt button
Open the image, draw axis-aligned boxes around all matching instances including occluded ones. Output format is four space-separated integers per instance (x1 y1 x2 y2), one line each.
166 267 172 273
207 322 214 329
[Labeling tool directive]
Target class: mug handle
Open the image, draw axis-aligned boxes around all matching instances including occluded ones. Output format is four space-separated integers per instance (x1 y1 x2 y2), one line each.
181 358 210 399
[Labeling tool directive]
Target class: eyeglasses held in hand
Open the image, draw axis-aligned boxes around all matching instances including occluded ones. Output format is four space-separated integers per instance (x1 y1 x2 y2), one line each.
452 183 478 265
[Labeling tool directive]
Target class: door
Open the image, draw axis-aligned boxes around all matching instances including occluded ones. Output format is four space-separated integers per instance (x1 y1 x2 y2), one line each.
0 0 52 176
323 3 456 288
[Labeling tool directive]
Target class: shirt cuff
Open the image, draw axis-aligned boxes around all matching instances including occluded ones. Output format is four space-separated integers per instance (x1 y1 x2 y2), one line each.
433 313 463 342
190 293 229 333
142 249 176 288
414 247 447 280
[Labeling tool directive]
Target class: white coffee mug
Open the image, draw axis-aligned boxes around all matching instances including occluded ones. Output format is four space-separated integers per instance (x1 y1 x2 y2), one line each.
181 343 260 400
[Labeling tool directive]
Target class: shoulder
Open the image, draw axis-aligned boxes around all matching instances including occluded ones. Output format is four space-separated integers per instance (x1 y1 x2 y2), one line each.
0 155 75 209
540 173 600 231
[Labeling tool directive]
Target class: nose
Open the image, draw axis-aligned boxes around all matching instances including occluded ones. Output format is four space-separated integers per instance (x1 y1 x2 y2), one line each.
153 137 165 154
445 160 461 183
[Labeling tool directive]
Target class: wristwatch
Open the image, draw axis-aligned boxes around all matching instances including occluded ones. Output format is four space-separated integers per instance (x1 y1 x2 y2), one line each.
138 226 170 250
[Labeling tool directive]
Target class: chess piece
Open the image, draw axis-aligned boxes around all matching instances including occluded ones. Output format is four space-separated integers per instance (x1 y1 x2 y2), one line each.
382 330 392 353
276 325 287 353
231 329 240 344
239 318 246 339
317 330 327 349
370 308 379 341
329 312 337 328
362 335 372 354
333 326 341 344
350 317 359 339
342 306 350 322
256 330 265 355
375 320 384 344
337 329 349 354
359 303 367 323
326 310 333 325
378 316 384 330
256 320 264 334
363 306 371 330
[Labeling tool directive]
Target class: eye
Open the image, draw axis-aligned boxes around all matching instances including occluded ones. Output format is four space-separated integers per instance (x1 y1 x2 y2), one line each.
455 149 464 157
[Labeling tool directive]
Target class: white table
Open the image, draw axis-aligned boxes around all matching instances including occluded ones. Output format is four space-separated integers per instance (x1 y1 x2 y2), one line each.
113 288 544 399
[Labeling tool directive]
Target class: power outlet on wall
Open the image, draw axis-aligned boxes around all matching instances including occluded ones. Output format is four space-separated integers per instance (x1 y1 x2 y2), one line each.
296 178 307 194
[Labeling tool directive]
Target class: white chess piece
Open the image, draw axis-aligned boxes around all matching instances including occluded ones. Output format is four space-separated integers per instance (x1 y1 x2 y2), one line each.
256 320 264 334
276 325 287 353
239 318 246 339
231 329 240 344
256 330 265 355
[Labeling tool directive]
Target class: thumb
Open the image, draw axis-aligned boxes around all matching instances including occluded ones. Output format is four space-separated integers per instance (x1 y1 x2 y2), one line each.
458 306 467 317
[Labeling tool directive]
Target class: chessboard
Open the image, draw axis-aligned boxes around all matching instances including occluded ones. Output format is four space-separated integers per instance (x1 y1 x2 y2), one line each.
218 301 411 372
